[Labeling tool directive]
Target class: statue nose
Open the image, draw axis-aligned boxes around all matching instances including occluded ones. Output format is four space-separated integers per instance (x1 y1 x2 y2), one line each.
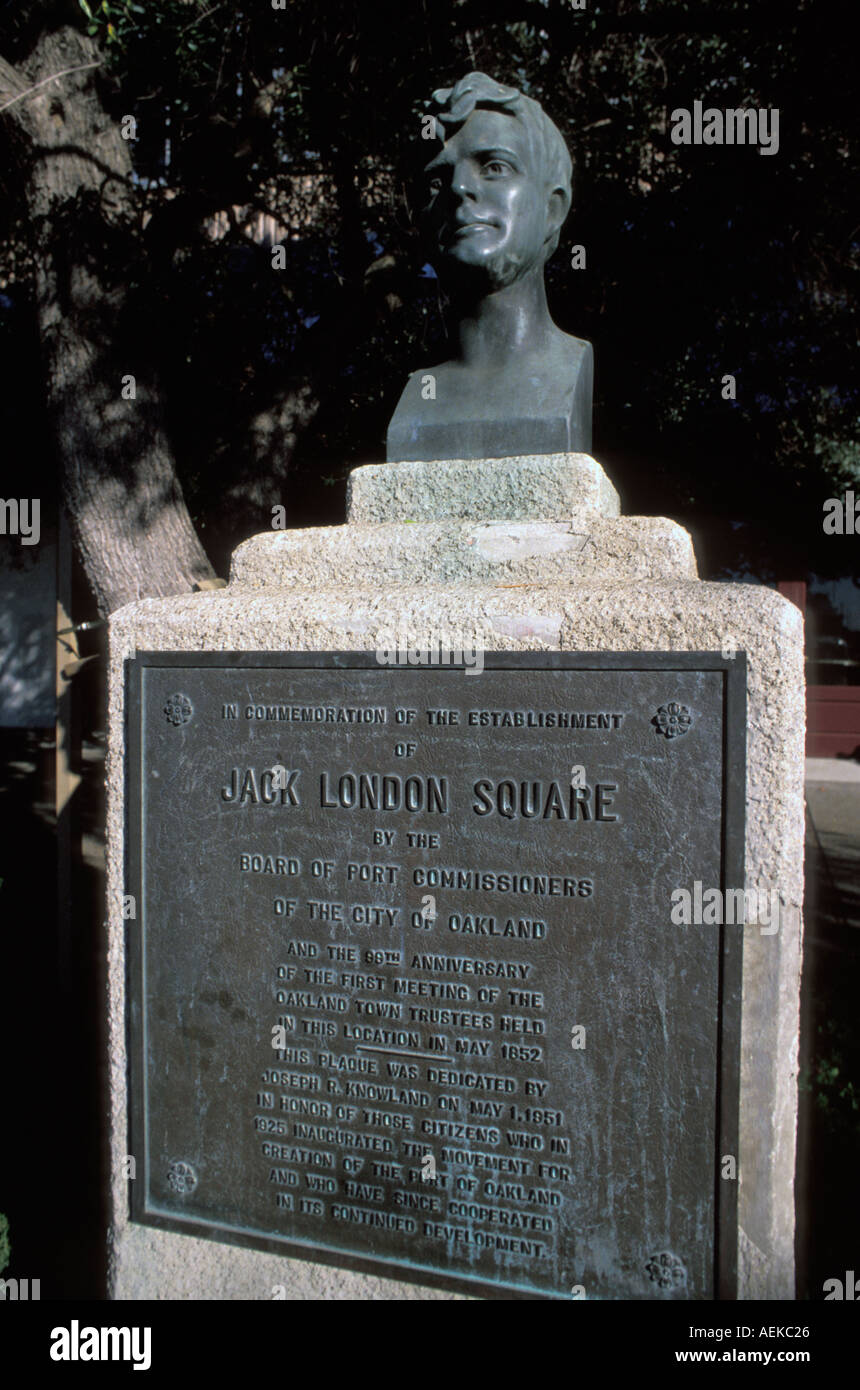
450 161 479 200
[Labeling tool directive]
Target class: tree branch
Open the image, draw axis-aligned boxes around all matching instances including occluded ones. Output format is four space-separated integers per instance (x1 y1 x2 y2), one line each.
0 59 101 119
0 53 28 109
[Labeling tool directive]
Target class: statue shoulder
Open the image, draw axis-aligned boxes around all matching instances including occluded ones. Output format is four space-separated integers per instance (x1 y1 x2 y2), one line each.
554 330 593 364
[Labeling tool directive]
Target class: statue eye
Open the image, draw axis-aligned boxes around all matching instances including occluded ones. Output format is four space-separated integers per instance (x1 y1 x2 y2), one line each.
484 158 513 175
426 175 443 197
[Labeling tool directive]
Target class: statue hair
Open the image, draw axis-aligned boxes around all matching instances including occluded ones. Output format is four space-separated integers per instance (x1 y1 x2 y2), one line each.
428 72 573 257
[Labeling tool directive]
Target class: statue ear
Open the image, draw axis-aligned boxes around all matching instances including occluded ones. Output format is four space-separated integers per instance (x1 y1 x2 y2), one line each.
546 185 571 239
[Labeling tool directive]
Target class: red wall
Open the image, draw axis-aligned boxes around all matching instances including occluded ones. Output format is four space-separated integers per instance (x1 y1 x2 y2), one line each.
807 686 860 759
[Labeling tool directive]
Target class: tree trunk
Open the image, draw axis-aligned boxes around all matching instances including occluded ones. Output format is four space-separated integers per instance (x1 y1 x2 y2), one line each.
1 25 215 615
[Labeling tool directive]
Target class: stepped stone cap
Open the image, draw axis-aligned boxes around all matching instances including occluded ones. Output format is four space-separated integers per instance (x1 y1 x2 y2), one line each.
346 452 619 523
230 516 696 589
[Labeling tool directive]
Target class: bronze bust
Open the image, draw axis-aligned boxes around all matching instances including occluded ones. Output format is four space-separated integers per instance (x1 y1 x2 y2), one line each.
387 72 592 462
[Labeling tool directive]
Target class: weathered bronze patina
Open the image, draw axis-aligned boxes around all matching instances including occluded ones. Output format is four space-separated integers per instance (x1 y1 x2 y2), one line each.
387 73 593 461
127 652 743 1299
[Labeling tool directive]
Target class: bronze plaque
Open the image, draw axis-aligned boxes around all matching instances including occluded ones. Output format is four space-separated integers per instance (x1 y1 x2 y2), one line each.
127 653 744 1299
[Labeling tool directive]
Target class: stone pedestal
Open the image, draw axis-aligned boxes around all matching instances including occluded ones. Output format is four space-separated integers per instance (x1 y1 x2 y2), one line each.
106 452 804 1300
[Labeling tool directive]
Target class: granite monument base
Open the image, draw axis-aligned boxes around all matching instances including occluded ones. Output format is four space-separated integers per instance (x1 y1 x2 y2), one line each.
106 452 804 1300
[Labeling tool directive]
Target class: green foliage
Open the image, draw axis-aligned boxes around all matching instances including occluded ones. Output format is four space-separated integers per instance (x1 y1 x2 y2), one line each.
0 1212 10 1274
79 1 190 57
799 1017 860 1139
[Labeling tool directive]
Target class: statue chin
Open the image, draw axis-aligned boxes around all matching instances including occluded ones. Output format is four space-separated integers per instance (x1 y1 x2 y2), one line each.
436 245 544 295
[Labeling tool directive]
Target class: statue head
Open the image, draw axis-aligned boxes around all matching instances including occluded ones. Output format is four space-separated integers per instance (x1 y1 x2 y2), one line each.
420 72 573 293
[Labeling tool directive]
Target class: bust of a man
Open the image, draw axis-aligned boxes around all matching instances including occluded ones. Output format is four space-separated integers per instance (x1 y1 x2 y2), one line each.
386 72 592 462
